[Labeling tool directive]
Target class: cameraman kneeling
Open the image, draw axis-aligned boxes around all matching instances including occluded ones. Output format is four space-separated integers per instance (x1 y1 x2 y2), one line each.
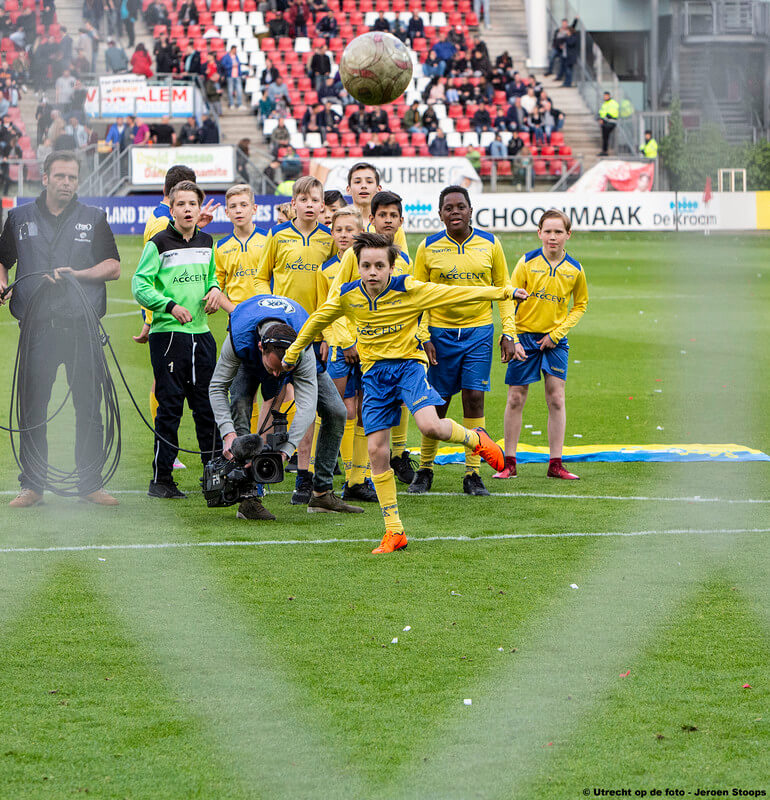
209 294 363 519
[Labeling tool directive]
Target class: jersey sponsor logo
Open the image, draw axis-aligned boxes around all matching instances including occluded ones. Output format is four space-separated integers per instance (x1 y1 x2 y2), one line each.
359 323 405 337
532 290 566 303
173 268 205 284
283 257 318 272
75 223 93 232
439 266 487 281
234 267 258 277
257 297 296 313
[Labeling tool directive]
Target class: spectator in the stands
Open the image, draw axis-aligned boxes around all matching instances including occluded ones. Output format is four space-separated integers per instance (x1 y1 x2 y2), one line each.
392 17 409 43
133 117 151 144
309 0 328 19
545 18 570 78
72 48 91 77
540 99 564 143
365 104 388 134
268 11 290 38
428 128 449 157
431 32 455 74
0 10 12 39
105 116 127 149
179 116 199 144
445 78 460 105
562 25 579 87
505 71 526 98
448 49 468 77
495 51 513 72
521 85 538 115
67 115 90 149
349 103 366 135
270 117 291 155
131 43 153 78
448 25 466 50
471 47 492 78
154 34 177 73
380 133 402 157
422 51 443 79
286 0 309 38
47 110 66 145
105 37 129 72
426 76 446 104
402 100 423 133
35 96 52 145
407 11 424 41
198 111 219 143
371 11 390 32
261 57 280 87
121 115 137 148
318 76 340 104
257 88 274 119
488 132 506 159
281 144 301 179
264 158 281 185
301 102 323 139
152 114 176 145
56 69 76 107
471 101 492 134
528 104 544 144
363 136 382 157
492 105 508 131
421 105 438 133
178 0 198 29
315 100 340 140
121 0 140 47
505 95 528 131
143 0 168 30
182 42 202 77
267 73 290 105
37 135 53 166
71 80 88 115
308 44 331 92
17 6 37 44
220 45 246 109
204 65 223 115
507 131 524 157
0 132 22 194
316 9 338 41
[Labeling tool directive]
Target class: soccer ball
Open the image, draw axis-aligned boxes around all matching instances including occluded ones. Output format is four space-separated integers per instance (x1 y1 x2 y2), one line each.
339 32 414 106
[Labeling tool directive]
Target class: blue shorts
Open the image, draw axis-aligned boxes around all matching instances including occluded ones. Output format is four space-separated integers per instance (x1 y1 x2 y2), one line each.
326 348 362 399
505 332 569 386
361 359 444 435
313 341 327 372
427 324 494 400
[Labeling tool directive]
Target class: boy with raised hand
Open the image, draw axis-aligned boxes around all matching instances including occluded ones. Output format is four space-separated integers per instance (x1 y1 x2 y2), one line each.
346 161 410 257
255 175 335 504
497 209 588 481
316 205 376 503
132 181 223 499
410 185 522 498
281 232 528 554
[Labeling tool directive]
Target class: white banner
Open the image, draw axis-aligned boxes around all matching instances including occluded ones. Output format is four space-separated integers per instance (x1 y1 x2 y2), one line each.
309 157 482 197
130 146 235 186
400 191 760 233
85 83 201 118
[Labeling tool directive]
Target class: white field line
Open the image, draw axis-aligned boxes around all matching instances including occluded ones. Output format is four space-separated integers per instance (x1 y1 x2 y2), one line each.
1 528 769 555
1 489 767 504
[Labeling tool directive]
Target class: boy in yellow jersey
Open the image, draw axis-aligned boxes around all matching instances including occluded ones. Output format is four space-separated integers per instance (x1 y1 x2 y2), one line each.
346 162 409 257
255 175 335 504
497 209 588 481
410 185 522 497
282 232 528 554
325 191 416 482
317 205 377 503
320 189 346 227
215 184 268 313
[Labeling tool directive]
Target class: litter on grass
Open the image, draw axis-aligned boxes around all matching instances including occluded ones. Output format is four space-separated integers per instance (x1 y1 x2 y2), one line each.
391 638 398 644
656 426 665 431
98 557 106 562
463 699 472 706
743 684 752 689
620 670 631 678
569 583 579 589
402 626 411 632
573 434 583 438
531 430 542 435
450 591 462 596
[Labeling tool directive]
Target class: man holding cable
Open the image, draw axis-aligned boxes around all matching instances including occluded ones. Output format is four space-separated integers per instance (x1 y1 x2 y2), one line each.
0 150 121 508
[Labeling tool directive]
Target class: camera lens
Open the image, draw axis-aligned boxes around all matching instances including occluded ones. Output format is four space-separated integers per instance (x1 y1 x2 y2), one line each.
253 455 279 483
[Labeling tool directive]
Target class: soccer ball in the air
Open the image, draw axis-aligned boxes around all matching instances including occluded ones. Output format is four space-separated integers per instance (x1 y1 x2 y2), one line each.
339 32 414 106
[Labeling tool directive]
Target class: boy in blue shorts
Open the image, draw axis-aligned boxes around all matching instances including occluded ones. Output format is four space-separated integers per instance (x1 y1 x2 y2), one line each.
410 185 521 497
282 232 528 554
496 209 589 480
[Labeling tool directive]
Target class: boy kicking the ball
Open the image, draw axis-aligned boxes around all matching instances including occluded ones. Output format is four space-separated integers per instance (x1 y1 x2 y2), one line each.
496 209 588 481
282 232 528 554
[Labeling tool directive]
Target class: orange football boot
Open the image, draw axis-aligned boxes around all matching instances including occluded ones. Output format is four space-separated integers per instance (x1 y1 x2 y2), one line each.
372 530 408 554
472 427 505 472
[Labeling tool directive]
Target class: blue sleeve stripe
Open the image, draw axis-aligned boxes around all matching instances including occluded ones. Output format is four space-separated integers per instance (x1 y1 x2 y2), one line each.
340 279 361 295
426 230 446 247
564 253 582 271
473 228 494 243
525 247 543 261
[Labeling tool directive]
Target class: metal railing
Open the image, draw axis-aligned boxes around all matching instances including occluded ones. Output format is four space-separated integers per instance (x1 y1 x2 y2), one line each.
682 0 770 37
547 1 636 155
78 147 131 197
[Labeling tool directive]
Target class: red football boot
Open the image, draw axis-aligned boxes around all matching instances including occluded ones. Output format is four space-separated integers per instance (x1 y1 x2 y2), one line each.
547 459 580 480
493 456 517 479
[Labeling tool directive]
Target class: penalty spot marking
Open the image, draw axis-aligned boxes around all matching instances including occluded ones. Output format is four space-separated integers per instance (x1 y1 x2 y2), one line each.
1 528 769 555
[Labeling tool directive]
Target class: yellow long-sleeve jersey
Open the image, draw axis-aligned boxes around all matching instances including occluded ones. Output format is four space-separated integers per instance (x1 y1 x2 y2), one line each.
510 247 588 343
284 275 513 374
255 221 335 314
215 226 268 305
365 220 409 258
413 227 516 338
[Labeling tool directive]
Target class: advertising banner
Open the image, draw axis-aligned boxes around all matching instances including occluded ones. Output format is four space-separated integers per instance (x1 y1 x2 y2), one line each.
130 146 236 186
85 83 202 118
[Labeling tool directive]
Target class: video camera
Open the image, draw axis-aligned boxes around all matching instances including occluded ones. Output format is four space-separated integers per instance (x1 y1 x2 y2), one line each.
201 409 291 507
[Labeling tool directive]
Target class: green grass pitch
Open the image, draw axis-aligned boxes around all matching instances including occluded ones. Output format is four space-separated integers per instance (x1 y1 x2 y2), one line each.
0 231 768 799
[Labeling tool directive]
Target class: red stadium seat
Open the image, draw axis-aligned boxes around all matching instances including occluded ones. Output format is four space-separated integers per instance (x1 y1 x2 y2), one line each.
226 0 241 12
325 132 339 146
453 146 468 156
424 0 438 11
347 146 363 156
244 0 257 10
496 159 512 176
296 77 312 91
479 158 492 177
533 159 547 176
417 145 430 156
330 146 345 157
359 132 372 145
260 37 276 51
292 104 307 119
454 118 470 133
540 144 555 157
517 131 530 145
278 37 293 50
209 0 224 9
493 91 506 105
558 145 572 157
153 24 168 37
277 146 288 158
341 132 356 147
186 24 201 37
401 145 416 156
170 24 184 37
447 104 463 119
296 147 310 158
465 12 479 26
410 132 426 147
313 147 328 157
550 131 564 146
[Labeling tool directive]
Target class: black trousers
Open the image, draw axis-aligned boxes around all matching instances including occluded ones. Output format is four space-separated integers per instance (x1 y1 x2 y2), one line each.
601 121 616 153
18 319 104 495
149 330 221 485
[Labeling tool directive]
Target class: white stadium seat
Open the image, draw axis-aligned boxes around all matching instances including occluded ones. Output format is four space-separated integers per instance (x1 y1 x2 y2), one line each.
479 131 495 148
231 11 247 26
263 118 278 136
294 36 311 53
304 132 323 149
289 132 305 148
461 131 480 148
236 25 254 40
213 10 229 26
438 117 455 133
446 132 462 148
430 11 447 27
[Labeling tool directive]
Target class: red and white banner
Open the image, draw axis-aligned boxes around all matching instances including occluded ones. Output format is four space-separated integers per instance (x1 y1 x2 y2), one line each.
85 81 202 118
568 160 655 193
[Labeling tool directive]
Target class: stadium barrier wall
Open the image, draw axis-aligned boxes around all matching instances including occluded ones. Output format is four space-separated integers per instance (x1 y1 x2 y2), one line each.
12 193 770 235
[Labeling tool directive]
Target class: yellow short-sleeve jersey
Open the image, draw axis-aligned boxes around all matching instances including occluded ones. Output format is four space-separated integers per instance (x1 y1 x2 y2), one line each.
214 226 268 306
